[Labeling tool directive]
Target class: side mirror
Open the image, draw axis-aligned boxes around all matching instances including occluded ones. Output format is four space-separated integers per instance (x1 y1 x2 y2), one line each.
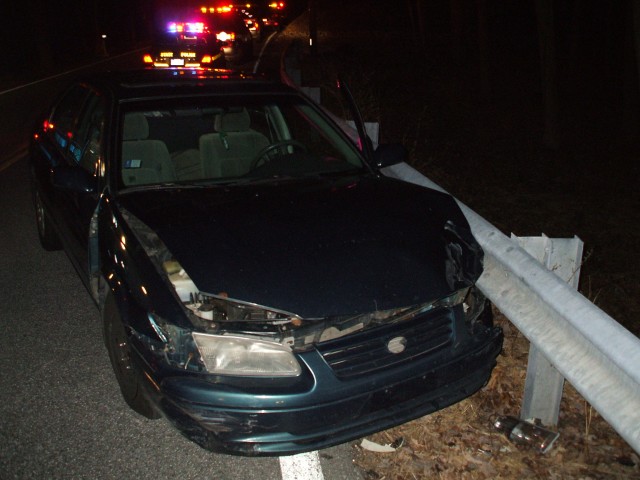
373 143 408 168
52 165 97 194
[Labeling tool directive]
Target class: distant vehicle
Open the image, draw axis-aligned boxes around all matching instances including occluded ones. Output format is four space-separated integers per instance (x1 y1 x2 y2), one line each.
199 6 254 64
29 69 502 456
260 1 289 30
234 6 263 41
226 1 289 32
143 20 226 69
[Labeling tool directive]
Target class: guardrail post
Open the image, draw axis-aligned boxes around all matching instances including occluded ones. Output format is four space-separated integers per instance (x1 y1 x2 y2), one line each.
512 234 584 426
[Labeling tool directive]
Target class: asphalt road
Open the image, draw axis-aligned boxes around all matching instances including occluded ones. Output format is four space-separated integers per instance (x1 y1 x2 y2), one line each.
0 23 364 480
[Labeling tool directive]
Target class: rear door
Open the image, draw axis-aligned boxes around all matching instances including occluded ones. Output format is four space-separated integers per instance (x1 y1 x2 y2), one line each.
54 90 108 284
39 83 108 284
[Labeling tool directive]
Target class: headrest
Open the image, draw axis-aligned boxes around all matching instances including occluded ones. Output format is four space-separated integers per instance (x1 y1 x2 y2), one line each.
123 113 149 141
214 108 251 132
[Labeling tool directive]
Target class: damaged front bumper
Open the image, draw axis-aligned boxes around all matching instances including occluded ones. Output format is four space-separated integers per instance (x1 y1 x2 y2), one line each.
136 325 503 456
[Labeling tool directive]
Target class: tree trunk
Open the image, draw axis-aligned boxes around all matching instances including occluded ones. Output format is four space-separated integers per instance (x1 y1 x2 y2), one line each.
450 0 465 65
535 0 560 149
26 0 55 75
476 0 491 102
628 0 640 145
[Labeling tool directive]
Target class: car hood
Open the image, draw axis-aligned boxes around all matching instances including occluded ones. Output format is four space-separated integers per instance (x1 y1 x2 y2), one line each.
117 175 482 318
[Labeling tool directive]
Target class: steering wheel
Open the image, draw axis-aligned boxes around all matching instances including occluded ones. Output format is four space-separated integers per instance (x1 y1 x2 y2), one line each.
250 140 308 170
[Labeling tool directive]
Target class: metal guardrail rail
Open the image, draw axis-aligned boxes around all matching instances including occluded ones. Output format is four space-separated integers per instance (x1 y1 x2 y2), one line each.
383 162 640 454
282 47 640 454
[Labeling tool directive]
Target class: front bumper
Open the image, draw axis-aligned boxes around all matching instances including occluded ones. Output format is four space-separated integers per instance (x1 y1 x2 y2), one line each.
139 326 503 456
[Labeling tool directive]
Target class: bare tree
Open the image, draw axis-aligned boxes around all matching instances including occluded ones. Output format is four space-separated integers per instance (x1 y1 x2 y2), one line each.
476 0 491 102
535 0 560 149
407 0 427 51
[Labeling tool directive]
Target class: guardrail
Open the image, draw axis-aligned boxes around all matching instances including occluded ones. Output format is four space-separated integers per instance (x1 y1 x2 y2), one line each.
281 50 640 455
383 163 640 454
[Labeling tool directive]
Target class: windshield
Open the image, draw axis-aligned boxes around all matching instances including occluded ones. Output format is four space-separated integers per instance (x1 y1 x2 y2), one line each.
118 95 366 190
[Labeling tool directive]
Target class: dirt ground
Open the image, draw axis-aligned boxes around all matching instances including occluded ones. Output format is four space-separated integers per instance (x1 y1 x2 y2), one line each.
281 5 640 478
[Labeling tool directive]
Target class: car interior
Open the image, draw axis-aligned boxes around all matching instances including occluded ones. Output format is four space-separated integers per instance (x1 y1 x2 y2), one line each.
120 102 364 188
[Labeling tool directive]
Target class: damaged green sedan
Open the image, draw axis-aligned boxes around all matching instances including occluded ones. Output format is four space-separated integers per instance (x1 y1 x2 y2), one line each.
29 69 503 456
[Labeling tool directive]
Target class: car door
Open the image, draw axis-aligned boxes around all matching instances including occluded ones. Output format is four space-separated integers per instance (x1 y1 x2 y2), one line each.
49 87 108 286
34 83 91 246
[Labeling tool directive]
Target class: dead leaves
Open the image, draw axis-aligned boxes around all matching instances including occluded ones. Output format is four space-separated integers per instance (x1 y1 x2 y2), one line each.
353 311 640 479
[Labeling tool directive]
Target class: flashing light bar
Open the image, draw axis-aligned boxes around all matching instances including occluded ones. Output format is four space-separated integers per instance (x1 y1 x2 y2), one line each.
167 21 205 34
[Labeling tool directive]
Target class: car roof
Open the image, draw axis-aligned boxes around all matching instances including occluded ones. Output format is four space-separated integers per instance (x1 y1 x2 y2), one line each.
82 69 298 103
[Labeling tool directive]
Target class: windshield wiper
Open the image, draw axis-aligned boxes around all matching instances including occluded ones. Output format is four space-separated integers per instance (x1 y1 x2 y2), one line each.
119 181 224 194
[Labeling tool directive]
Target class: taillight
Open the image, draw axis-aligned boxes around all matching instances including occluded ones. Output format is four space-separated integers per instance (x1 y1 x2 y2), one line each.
143 54 153 63
216 31 235 42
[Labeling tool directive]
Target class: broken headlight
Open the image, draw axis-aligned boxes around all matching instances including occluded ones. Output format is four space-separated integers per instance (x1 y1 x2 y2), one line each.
143 313 301 376
192 332 301 376
462 286 492 334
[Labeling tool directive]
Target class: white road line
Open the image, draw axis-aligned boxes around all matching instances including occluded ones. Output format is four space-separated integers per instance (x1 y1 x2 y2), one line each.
0 49 145 96
279 451 325 480
0 146 26 173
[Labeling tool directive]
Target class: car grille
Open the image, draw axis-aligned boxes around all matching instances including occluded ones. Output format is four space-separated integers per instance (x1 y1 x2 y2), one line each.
316 308 455 378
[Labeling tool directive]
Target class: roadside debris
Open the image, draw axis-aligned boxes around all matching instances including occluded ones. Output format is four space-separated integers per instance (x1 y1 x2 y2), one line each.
360 437 405 453
494 416 560 454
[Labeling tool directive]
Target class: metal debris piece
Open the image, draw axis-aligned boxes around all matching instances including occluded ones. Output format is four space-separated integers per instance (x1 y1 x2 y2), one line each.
494 416 560 454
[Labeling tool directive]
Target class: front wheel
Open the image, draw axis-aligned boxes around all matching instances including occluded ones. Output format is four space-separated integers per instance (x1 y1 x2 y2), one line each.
103 293 160 419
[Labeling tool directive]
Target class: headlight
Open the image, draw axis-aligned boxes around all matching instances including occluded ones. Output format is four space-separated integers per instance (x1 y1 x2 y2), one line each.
462 287 493 334
432 286 492 335
192 332 301 376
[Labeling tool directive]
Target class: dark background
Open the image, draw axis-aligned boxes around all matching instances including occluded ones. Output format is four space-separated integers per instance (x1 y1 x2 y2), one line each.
2 0 639 334
3 0 639 149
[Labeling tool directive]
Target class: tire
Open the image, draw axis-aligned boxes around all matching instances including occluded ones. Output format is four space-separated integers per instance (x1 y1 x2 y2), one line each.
103 293 161 419
34 189 62 251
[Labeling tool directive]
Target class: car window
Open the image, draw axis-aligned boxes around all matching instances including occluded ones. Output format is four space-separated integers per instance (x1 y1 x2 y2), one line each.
119 96 366 188
48 84 90 150
77 94 107 176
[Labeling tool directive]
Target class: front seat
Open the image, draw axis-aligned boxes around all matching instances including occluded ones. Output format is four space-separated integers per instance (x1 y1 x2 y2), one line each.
199 108 269 178
121 113 175 186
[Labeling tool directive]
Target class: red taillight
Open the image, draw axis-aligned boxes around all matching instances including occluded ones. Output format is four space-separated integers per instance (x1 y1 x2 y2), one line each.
143 54 153 63
201 55 212 64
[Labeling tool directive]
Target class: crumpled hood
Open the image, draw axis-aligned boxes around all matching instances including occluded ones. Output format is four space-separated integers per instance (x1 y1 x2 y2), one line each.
117 175 482 318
